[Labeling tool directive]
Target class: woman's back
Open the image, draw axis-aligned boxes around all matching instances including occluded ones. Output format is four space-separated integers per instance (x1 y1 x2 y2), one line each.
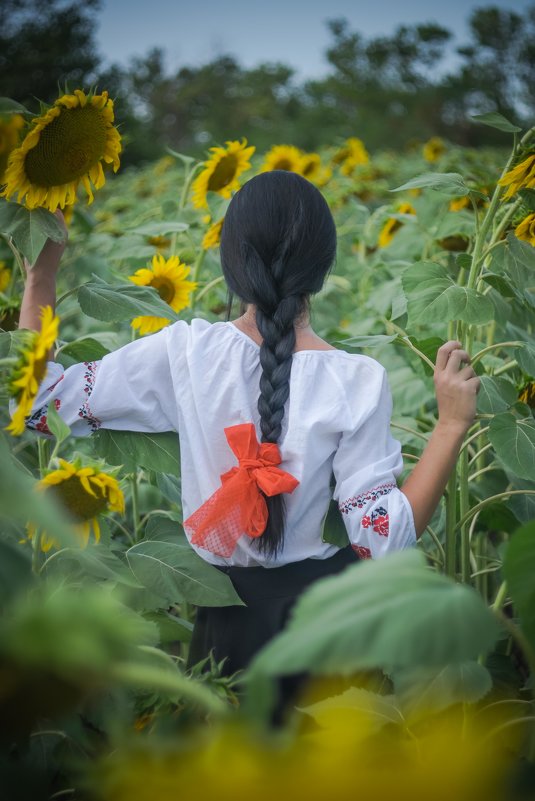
172 318 416 566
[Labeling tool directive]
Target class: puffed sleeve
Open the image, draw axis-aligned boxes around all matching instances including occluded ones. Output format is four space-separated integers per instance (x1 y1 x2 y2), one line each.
332 361 417 560
9 322 186 438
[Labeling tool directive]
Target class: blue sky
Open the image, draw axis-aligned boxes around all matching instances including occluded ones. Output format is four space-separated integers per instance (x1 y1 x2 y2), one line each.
97 0 532 79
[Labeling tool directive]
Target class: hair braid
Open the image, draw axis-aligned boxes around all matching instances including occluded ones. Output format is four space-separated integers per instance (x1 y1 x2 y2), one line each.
219 170 337 558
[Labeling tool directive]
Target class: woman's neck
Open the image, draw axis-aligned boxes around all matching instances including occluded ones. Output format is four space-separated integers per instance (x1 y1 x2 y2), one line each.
230 303 340 351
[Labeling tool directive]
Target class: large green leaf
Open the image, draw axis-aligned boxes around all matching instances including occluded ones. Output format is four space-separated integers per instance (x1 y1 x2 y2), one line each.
0 201 66 264
77 277 182 323
489 413 535 480
42 546 143 588
125 540 245 607
0 540 34 605
391 661 493 723
471 112 521 133
503 521 535 650
402 261 494 326
130 221 189 237
390 172 469 197
337 334 397 349
93 429 180 476
299 687 403 734
249 549 502 677
476 376 517 415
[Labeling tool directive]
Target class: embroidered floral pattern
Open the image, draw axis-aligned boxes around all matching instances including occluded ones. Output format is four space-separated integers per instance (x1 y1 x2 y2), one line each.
339 482 396 515
77 361 102 432
361 505 389 537
351 544 372 559
26 399 61 436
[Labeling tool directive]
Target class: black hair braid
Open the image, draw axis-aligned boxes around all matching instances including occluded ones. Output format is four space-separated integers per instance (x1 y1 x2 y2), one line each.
219 170 337 559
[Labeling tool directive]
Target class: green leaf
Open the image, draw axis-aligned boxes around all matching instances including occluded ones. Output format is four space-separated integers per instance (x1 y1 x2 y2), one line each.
390 173 469 197
0 201 66 264
503 520 535 650
130 221 189 237
46 399 70 445
321 499 350 547
56 337 110 363
0 539 34 604
476 376 517 415
144 610 193 643
489 413 535 480
518 188 535 212
515 344 535 376
391 661 493 723
299 687 403 733
480 273 516 299
336 334 397 349
145 514 185 542
402 262 494 326
471 112 521 133
126 540 245 607
249 549 502 677
42 546 143 588
0 98 30 115
93 430 180 476
77 278 181 324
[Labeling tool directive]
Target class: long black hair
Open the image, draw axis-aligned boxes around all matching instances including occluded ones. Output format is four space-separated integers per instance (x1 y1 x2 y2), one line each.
220 170 337 558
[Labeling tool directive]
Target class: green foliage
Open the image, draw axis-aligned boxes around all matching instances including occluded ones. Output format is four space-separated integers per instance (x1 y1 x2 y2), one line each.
249 550 503 677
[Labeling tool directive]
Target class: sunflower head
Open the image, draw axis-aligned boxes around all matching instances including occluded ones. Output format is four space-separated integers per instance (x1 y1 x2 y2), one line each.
191 139 255 210
0 113 25 183
5 305 59 436
202 218 224 250
498 153 535 201
260 144 303 174
1 89 122 212
423 137 446 163
29 457 125 551
129 252 198 335
514 212 535 246
332 138 370 176
377 202 416 248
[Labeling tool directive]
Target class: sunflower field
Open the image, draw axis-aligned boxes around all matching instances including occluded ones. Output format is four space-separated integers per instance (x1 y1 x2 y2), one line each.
0 91 535 801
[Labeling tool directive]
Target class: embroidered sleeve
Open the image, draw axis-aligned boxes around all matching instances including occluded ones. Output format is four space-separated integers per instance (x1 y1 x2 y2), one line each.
9 323 181 438
332 363 417 559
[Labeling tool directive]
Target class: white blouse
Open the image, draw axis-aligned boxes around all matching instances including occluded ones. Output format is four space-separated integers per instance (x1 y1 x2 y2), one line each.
15 318 417 567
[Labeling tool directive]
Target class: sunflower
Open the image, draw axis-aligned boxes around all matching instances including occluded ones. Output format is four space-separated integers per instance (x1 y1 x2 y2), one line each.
5 305 59 436
498 153 535 201
449 196 471 212
1 89 121 212
514 212 535 246
332 138 369 176
129 252 198 335
28 457 125 552
298 152 332 186
202 218 224 250
260 144 303 174
378 202 416 248
0 261 11 292
0 114 25 183
147 235 171 251
191 139 255 210
423 137 446 163
519 380 535 408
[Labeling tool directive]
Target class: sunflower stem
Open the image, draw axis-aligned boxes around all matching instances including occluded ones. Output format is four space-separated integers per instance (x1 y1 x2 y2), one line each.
1 235 26 282
129 472 141 542
179 161 203 211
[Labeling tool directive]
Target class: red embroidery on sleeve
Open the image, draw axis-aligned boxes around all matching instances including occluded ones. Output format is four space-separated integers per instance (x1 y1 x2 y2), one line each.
351 544 372 559
339 482 396 515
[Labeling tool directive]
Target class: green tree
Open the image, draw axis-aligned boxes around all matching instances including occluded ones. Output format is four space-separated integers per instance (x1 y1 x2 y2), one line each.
0 0 102 110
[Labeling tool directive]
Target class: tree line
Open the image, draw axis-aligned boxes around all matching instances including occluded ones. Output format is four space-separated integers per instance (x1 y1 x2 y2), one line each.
1 0 534 164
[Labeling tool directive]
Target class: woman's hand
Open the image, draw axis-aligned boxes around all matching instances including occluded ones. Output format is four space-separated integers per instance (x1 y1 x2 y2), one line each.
24 209 68 279
434 340 481 434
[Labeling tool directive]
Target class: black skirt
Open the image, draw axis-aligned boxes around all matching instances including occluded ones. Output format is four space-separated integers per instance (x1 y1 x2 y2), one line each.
187 545 360 721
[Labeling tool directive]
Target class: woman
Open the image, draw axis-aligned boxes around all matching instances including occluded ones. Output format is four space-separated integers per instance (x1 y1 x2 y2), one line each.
11 171 480 719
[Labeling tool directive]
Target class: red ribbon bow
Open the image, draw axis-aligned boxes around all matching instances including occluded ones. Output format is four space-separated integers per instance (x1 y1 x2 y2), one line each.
183 422 299 558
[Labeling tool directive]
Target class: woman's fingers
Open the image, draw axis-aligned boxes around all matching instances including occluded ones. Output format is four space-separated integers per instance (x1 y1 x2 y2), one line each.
445 349 471 373
435 340 472 372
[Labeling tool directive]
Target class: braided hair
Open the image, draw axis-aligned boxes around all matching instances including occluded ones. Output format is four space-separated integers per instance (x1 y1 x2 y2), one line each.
220 171 337 558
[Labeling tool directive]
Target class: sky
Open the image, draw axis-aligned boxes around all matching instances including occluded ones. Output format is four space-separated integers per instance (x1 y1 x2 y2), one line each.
97 0 532 79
